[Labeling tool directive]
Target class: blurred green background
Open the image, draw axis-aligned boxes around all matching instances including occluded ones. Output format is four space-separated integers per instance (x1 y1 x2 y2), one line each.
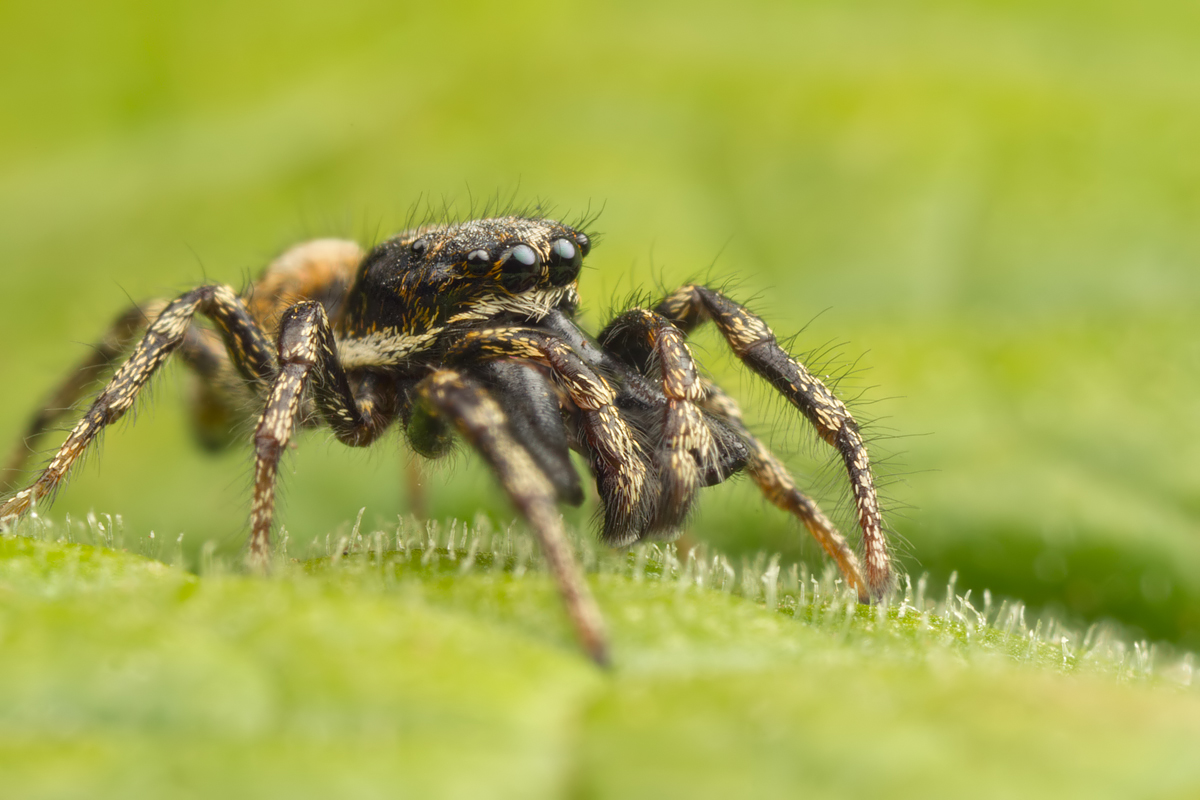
3 0 1200 653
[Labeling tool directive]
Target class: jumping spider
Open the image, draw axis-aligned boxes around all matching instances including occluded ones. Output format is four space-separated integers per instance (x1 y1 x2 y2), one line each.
1 216 893 664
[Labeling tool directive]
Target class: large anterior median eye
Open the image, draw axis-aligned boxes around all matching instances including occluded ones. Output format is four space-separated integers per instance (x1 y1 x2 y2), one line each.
498 243 540 291
547 238 581 285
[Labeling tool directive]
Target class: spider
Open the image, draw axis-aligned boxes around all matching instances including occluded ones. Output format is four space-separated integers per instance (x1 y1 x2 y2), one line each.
1 215 893 665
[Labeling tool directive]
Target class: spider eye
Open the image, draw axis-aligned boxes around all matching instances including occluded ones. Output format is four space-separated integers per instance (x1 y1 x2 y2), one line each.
574 232 591 257
410 238 430 257
547 238 581 285
465 248 491 275
498 243 540 292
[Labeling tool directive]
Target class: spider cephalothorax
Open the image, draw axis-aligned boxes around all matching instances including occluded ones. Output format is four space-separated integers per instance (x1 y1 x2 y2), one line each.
341 217 587 342
1 214 893 665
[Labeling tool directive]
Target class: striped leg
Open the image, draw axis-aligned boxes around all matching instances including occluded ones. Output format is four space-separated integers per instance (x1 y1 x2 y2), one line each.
699 379 870 602
411 369 609 666
445 328 651 545
656 284 892 599
598 308 743 534
0 285 275 523
2 300 166 487
249 301 397 566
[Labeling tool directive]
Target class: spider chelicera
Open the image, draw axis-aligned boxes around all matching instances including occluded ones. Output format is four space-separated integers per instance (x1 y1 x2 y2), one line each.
1 215 893 664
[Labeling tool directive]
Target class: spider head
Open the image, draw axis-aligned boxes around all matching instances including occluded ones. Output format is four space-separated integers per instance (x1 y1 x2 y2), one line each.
347 216 592 334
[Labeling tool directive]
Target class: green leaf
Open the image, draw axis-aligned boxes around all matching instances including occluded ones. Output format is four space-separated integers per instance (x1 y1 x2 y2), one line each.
2 524 1197 798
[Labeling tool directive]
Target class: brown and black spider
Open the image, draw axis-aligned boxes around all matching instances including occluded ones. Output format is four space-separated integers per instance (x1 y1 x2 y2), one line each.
1 215 892 665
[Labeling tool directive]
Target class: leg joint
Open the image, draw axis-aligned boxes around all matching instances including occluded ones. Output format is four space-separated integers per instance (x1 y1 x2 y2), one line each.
254 433 283 463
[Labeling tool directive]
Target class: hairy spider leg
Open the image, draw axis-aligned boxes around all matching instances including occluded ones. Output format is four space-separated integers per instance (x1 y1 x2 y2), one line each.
598 308 730 534
656 284 892 599
242 238 433 523
444 327 652 546
249 301 398 565
0 285 276 522
698 378 870 601
600 306 868 596
3 301 266 480
2 300 167 487
412 369 609 667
